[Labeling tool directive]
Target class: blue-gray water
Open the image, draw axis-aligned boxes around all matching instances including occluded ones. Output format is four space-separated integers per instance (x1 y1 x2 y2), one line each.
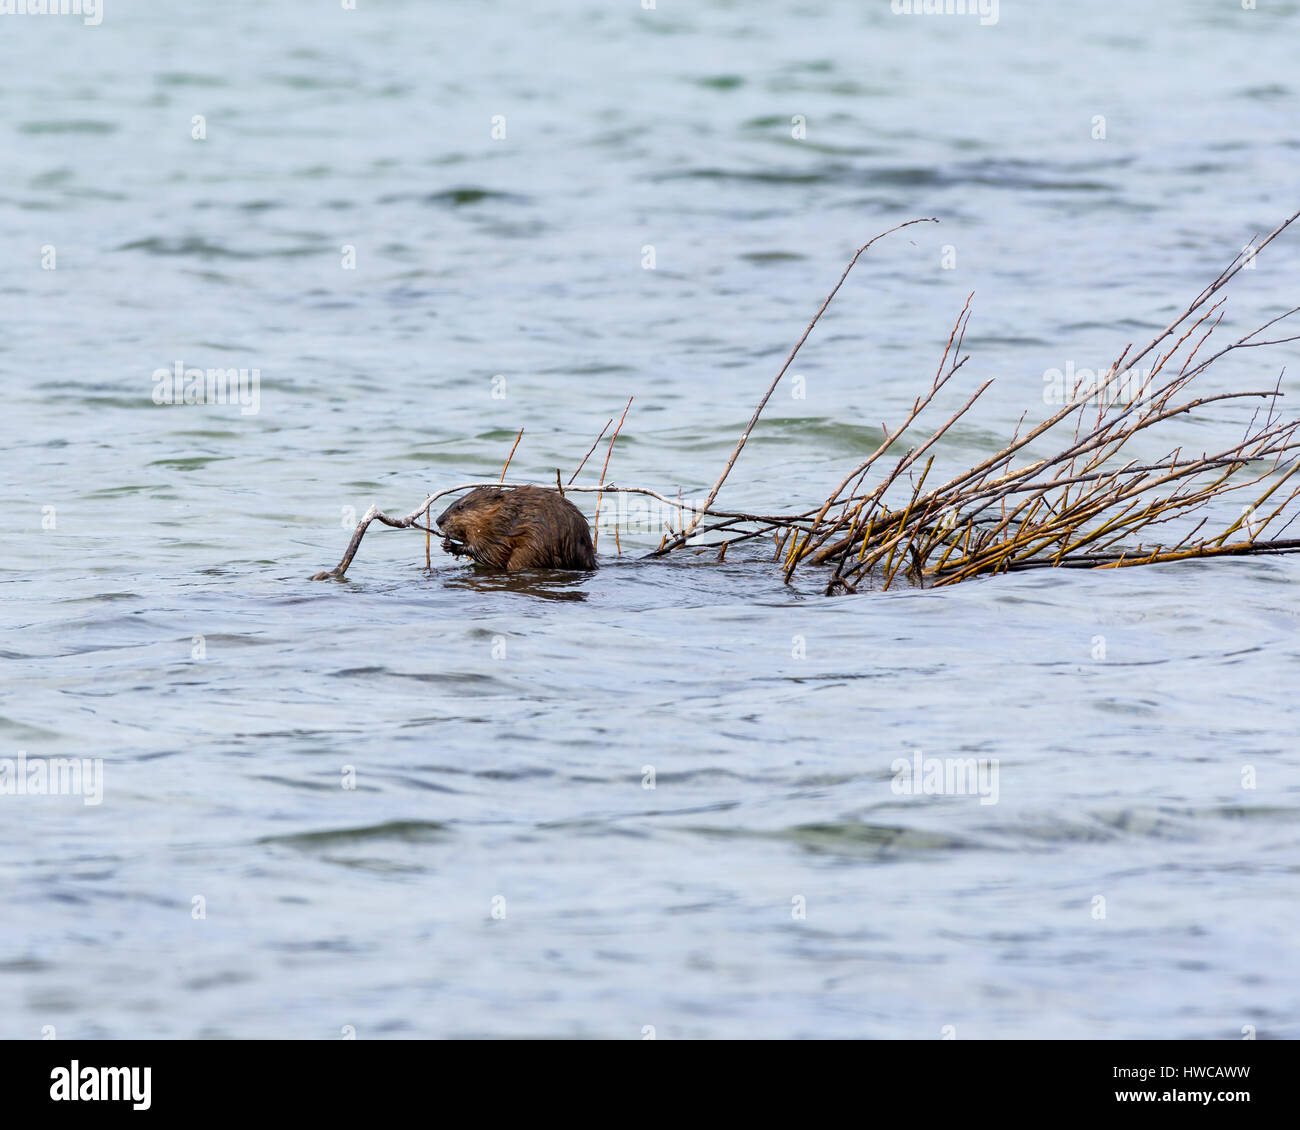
3 1 1299 1039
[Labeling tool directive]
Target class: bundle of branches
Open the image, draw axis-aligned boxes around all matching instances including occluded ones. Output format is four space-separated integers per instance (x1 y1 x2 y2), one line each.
314 210 1300 592
652 209 1300 593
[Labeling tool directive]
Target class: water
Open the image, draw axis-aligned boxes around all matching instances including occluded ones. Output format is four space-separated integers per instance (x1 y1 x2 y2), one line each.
3 0 1299 1039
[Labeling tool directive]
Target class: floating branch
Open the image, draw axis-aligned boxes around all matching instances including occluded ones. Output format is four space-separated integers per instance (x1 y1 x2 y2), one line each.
312 210 1300 591
311 480 763 580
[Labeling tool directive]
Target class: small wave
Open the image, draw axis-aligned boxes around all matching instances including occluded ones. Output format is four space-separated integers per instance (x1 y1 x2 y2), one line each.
19 120 116 135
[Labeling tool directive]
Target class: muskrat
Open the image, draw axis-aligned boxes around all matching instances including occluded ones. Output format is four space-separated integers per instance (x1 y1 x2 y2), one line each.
436 485 597 570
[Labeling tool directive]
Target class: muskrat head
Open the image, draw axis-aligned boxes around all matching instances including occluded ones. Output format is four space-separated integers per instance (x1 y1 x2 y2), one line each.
435 487 507 560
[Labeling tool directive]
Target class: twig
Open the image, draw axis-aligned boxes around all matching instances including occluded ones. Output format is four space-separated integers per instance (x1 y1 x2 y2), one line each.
499 427 524 482
665 217 939 551
569 419 613 484
594 396 632 552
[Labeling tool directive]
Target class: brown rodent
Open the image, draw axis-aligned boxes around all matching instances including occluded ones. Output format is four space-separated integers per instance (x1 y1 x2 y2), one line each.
436 485 597 571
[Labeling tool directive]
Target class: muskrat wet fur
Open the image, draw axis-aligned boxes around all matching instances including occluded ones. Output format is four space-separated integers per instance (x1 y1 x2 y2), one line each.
436 485 597 570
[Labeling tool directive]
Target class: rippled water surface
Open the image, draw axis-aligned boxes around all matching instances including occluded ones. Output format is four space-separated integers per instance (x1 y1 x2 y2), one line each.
3 1 1299 1038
